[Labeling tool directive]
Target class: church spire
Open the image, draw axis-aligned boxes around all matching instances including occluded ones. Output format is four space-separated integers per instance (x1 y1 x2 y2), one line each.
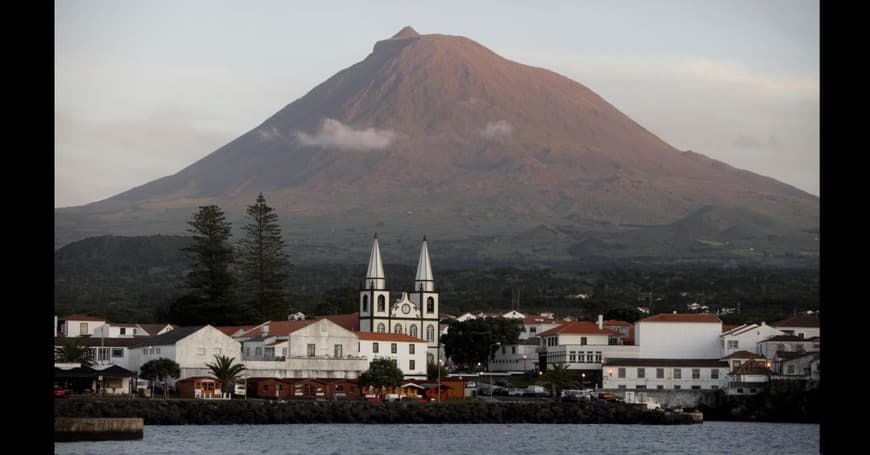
415 236 434 292
366 234 385 289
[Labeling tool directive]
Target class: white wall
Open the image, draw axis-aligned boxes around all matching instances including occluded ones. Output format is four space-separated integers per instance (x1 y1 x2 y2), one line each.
602 365 728 390
637 321 721 359
62 319 106 337
720 323 784 356
357 339 427 377
490 344 540 372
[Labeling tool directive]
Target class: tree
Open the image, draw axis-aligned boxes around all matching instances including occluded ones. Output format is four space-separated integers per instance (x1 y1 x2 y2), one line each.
441 317 522 370
54 339 94 366
139 358 181 399
427 362 447 380
604 306 644 323
175 205 238 324
358 359 404 391
237 193 290 320
538 363 577 401
205 354 247 395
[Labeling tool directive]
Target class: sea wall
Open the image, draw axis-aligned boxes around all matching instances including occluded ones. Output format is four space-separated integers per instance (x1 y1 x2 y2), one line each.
55 417 143 442
55 399 697 425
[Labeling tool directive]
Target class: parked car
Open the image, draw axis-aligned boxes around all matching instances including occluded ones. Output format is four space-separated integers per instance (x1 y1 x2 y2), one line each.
496 380 511 387
465 381 477 388
54 386 66 398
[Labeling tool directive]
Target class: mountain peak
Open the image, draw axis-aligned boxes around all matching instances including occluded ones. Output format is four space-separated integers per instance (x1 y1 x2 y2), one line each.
391 26 420 39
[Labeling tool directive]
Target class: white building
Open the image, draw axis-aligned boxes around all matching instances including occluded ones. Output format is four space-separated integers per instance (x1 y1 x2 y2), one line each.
355 332 428 379
358 235 440 365
720 322 784 356
757 335 818 360
519 314 562 340
93 323 146 338
57 314 106 337
602 358 729 391
771 314 820 339
489 338 541 373
636 313 722 359
54 336 141 370
128 325 243 382
727 360 771 395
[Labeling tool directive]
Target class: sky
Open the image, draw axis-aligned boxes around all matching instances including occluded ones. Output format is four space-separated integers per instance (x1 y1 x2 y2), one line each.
55 0 820 208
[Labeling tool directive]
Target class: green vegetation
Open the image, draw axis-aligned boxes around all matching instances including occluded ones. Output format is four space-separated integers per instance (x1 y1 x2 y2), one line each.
537 363 578 401
358 358 404 390
139 358 181 399
54 338 95 366
237 193 290 320
206 354 247 394
441 317 523 370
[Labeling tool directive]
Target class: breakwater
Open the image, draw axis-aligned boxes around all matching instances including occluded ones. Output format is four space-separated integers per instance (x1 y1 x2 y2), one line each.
55 417 143 441
55 399 698 425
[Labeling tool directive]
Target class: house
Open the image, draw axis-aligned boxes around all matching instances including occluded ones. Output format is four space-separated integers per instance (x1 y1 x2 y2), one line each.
720 322 784 356
54 336 143 370
771 314 820 339
215 325 257 338
602 358 729 391
519 314 562 340
92 323 147 338
247 377 294 399
57 314 106 337
176 376 224 399
772 351 821 380
490 337 541 373
54 364 136 395
757 335 818 360
635 313 722 359
355 332 428 379
138 323 175 337
128 325 243 383
727 360 771 395
238 320 314 360
603 320 635 345
721 350 767 371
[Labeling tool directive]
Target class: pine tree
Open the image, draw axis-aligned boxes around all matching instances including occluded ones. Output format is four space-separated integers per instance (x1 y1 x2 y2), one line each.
175 205 237 323
237 193 290 319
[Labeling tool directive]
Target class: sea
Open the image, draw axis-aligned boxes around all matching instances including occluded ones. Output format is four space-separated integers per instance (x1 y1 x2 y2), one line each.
55 422 820 454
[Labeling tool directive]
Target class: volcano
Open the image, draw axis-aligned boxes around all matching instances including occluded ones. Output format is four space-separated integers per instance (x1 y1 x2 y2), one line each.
55 26 819 266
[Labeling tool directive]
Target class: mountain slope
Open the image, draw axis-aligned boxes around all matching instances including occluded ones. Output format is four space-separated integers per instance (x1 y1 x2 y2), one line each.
55 27 818 265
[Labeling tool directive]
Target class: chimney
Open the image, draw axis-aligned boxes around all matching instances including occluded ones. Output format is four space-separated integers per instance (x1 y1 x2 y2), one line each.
261 325 269 336
597 314 603 330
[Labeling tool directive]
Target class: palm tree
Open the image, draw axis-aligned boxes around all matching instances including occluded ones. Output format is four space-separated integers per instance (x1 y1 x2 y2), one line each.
206 354 247 395
538 363 578 401
54 338 95 366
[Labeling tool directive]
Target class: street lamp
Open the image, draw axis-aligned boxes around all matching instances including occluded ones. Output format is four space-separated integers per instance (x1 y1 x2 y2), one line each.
522 355 528 374
489 342 501 397
581 372 586 389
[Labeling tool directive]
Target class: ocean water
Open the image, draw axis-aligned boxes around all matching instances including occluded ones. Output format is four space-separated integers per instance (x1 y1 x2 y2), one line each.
55 422 820 455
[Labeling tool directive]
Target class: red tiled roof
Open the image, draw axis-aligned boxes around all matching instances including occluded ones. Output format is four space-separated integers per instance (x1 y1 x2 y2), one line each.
239 321 313 338
354 332 428 343
138 323 173 336
721 350 765 360
215 325 256 336
59 314 105 322
772 314 819 328
639 313 721 323
521 315 558 324
722 324 740 333
316 312 360 331
730 361 771 376
538 321 618 337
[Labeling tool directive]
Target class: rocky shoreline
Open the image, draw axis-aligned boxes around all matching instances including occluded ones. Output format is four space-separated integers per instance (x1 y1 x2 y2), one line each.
55 399 699 425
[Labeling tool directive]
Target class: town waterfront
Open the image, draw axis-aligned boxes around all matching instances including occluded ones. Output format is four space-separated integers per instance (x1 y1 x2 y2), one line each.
56 422 820 454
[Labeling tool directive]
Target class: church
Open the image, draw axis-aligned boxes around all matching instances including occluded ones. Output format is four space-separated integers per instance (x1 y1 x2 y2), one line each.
358 235 440 365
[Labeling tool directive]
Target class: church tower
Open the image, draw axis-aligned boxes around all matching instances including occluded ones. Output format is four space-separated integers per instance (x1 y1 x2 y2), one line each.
409 236 440 364
359 234 390 332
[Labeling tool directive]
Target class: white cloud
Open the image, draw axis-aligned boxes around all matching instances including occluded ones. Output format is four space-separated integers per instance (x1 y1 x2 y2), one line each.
480 120 513 139
294 118 396 151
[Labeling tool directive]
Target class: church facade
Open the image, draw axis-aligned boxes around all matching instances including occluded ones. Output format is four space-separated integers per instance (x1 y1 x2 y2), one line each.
358 235 440 365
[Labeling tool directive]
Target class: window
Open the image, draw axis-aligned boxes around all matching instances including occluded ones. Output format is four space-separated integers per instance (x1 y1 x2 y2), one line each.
776 343 785 352
636 385 647 390
674 385 681 390
691 385 701 390
787 364 795 374
733 360 742 368
737 388 744 394
80 323 88 335
111 348 123 358
529 327 537 334
656 368 664 379
595 352 602 363
426 325 434 341
409 344 415 354
263 384 270 391
618 368 626 379
377 295 385 312
377 323 386 333
673 369 682 379
580 337 587 346
363 295 369 312
727 340 738 349
711 369 719 379
410 325 418 338
608 336 618 346
618 385 626 390
637 368 645 379
197 348 206 356
409 360 416 370
692 369 700 379
255 347 263 357
334 344 343 358
750 388 757 393
511 346 516 354
586 352 593 363
133 328 137 335
373 343 379 353
428 353 434 364
656 385 664 390
394 324 402 334
392 359 397 367
120 327 126 335
156 347 161 355
569 352 576 362
391 343 397 354
427 297 434 313
307 344 316 357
